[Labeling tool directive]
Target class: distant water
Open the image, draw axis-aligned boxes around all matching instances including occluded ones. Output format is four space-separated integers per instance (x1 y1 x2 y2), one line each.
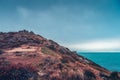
78 52 120 71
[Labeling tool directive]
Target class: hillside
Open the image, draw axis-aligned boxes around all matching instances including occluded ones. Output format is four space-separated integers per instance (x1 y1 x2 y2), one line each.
0 30 119 80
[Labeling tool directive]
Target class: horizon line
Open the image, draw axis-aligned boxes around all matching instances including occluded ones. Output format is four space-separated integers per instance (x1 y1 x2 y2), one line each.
77 51 120 53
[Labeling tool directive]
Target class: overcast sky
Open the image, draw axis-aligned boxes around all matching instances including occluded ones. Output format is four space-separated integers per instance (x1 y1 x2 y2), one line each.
0 0 120 51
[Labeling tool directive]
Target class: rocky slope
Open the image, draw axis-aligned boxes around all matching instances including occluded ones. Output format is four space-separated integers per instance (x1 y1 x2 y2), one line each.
0 30 119 80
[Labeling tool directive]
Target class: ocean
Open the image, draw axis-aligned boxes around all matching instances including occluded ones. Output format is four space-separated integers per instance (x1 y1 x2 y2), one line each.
78 52 120 71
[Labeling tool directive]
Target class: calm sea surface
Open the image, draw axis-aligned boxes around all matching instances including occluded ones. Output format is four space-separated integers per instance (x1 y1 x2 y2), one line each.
78 52 120 71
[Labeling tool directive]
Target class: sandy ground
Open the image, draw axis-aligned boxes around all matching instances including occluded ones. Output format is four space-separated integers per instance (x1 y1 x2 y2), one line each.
5 46 37 53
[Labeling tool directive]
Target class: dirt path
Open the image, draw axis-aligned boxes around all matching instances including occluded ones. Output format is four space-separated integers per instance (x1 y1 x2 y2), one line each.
5 47 37 53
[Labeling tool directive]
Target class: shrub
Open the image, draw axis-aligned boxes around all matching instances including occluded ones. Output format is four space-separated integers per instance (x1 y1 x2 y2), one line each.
14 52 23 56
109 72 120 80
0 64 38 80
84 70 96 80
0 50 3 55
67 74 83 80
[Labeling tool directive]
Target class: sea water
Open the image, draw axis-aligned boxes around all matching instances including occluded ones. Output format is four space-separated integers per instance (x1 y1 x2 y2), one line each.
78 52 120 71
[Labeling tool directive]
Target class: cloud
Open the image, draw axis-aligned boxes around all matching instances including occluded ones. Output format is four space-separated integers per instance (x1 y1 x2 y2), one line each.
66 38 120 52
14 5 119 46
17 7 31 18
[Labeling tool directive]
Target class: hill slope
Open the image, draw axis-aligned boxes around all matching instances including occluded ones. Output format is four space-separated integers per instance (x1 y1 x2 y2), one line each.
0 30 119 80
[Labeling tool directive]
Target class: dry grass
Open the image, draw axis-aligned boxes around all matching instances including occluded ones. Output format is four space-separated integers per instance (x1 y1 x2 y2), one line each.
41 47 56 56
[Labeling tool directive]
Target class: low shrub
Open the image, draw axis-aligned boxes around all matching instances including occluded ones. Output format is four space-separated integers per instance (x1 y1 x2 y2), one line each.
0 50 3 55
84 70 96 80
0 64 38 80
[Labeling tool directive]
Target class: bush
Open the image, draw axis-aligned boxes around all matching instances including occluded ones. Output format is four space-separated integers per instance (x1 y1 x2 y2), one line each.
67 74 83 80
14 52 23 56
84 70 96 80
0 50 3 55
109 72 120 80
0 64 38 80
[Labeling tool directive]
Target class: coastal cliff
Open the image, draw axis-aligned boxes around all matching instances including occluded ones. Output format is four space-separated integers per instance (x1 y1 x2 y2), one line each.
0 30 119 80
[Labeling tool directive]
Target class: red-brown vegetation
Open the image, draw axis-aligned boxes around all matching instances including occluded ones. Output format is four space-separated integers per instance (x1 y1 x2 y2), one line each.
0 30 119 80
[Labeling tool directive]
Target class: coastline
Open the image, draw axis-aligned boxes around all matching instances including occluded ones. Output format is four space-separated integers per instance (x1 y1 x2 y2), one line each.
78 52 120 71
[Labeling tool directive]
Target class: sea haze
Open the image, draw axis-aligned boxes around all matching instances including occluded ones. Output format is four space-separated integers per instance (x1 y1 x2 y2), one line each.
78 52 120 71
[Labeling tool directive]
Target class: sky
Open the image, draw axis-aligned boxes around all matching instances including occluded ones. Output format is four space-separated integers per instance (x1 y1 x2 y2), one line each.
0 0 120 52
